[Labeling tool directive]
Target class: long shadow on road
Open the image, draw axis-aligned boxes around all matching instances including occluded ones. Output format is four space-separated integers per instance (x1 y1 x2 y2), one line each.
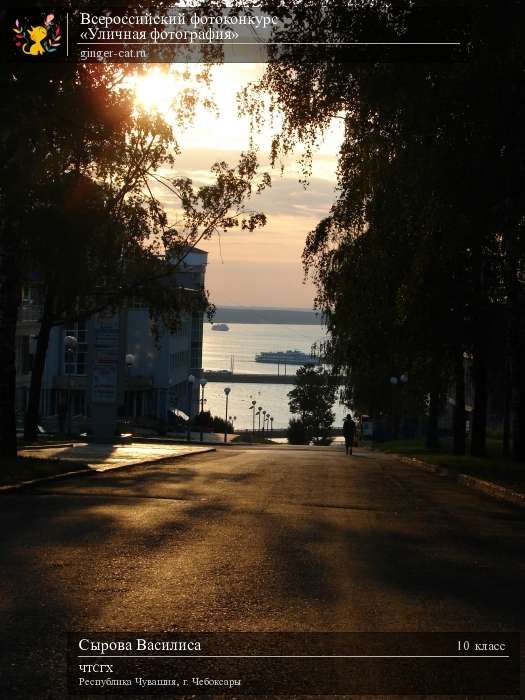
1 451 524 697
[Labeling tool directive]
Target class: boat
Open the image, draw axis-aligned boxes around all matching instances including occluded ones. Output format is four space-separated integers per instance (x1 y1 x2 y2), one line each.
212 323 229 331
255 350 320 365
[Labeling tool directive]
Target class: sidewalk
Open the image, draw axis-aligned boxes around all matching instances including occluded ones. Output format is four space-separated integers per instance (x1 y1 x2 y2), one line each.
17 442 214 472
373 450 525 509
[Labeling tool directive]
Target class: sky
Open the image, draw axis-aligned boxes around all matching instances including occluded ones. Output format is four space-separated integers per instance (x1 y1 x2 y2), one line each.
135 63 343 309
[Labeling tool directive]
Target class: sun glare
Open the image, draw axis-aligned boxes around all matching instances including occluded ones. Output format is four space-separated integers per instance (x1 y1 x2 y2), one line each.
134 68 176 114
131 63 343 158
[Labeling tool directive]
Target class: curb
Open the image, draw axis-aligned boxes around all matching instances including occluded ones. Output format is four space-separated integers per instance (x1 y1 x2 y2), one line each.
133 436 236 446
18 443 75 451
457 473 525 508
399 456 449 477
0 467 92 493
0 447 216 494
398 455 525 509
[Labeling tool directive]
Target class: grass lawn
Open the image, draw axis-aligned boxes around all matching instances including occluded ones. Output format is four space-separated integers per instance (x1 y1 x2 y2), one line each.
0 456 86 487
372 438 525 493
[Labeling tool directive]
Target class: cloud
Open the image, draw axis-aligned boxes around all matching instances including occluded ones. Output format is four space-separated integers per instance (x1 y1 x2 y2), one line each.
146 63 341 308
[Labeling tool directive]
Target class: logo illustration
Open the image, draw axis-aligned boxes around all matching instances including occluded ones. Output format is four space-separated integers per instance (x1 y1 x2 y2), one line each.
13 14 61 56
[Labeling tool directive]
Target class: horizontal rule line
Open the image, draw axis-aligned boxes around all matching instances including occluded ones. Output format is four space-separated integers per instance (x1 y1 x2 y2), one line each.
77 654 510 659
75 42 462 46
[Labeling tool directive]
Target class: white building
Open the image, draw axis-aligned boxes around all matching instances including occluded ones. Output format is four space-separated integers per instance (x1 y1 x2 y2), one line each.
15 248 208 432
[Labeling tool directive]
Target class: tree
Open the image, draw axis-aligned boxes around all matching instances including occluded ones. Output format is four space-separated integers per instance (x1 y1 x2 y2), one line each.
243 0 525 461
22 151 269 441
0 47 167 455
287 365 337 445
0 4 269 453
19 95 175 442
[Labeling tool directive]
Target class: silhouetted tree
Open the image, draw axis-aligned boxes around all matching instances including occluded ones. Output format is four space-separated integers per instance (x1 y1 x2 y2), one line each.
288 365 337 444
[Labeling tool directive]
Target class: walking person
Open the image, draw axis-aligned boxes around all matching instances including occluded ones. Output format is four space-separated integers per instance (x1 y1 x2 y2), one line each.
343 414 356 455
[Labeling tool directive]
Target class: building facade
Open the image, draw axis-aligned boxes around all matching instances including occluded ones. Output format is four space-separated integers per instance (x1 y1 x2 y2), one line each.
15 248 208 432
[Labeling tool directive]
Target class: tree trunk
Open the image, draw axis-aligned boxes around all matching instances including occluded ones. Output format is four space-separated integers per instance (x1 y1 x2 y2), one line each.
509 295 525 461
0 239 20 458
453 350 466 455
426 390 440 450
23 290 54 442
470 318 488 457
504 233 525 462
502 350 512 458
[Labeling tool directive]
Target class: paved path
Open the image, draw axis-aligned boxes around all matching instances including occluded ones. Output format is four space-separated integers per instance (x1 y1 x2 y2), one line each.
1 446 523 697
18 442 214 471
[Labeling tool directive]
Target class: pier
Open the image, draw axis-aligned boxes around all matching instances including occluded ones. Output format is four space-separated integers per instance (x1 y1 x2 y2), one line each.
203 371 343 385
203 371 296 385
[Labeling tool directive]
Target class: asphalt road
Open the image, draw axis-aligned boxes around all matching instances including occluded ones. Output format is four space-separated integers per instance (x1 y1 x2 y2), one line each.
1 445 524 698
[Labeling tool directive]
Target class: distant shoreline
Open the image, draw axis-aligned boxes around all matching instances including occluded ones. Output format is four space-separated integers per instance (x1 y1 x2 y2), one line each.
210 306 323 325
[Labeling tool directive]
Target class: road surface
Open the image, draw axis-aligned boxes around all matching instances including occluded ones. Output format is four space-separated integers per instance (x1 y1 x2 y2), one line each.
1 445 523 697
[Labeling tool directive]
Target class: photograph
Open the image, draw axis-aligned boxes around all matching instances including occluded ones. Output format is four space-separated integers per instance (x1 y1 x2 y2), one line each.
1 1 524 698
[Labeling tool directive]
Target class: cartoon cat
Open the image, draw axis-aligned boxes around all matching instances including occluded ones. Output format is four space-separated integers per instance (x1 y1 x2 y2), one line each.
23 25 47 56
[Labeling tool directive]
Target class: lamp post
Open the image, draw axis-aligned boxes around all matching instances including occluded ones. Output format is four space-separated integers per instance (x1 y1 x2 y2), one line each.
389 373 408 439
199 377 207 442
250 400 256 440
187 374 195 442
224 387 231 443
125 353 135 419
64 335 78 436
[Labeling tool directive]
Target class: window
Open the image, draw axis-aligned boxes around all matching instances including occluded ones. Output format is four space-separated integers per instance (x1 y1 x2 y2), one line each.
170 351 188 371
190 348 200 369
19 285 43 322
64 321 88 376
173 323 189 337
21 285 34 304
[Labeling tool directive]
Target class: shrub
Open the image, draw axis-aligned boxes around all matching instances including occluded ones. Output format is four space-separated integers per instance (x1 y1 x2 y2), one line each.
287 418 309 445
193 411 233 434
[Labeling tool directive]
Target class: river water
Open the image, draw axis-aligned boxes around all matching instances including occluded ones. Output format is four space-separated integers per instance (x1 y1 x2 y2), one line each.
201 323 347 430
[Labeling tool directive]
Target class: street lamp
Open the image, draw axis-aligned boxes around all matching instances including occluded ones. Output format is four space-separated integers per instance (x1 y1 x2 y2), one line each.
64 335 78 436
224 387 231 443
199 378 207 413
389 373 409 439
187 374 195 442
125 354 135 419
199 377 207 442
250 400 257 439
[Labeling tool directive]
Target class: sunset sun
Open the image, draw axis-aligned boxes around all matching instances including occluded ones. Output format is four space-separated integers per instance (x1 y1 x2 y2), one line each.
133 68 176 114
